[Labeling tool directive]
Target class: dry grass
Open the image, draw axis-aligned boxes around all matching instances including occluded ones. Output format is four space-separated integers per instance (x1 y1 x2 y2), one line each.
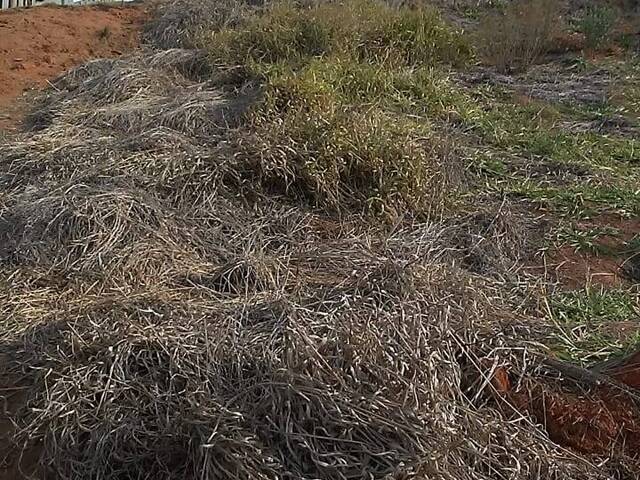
476 0 563 73
0 0 638 479
143 0 252 49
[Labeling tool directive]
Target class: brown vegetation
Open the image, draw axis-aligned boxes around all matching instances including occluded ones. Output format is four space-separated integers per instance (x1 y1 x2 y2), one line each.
476 0 562 72
1 0 640 478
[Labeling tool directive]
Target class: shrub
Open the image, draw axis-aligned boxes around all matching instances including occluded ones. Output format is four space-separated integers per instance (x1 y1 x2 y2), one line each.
578 6 617 50
476 0 561 73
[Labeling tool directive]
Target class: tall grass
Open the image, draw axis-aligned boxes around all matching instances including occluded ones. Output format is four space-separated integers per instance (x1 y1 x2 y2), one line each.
204 0 472 71
476 0 561 73
200 0 471 217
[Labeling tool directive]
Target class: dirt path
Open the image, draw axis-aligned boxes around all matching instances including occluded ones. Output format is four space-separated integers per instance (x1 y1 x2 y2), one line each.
0 3 147 132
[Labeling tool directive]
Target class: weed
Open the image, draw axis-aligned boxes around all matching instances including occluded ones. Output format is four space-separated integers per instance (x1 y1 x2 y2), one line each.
509 183 640 217
556 225 621 255
97 26 111 40
199 0 471 217
549 289 640 365
578 6 617 50
475 0 561 73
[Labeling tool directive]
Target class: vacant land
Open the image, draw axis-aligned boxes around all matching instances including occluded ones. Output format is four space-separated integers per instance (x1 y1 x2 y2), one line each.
0 3 147 130
0 0 639 478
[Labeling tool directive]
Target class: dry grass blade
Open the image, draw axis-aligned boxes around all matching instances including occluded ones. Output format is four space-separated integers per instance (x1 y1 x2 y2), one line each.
0 0 636 479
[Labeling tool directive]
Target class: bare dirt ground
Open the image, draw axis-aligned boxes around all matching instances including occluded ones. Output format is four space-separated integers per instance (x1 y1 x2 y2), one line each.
0 3 147 132
538 216 640 289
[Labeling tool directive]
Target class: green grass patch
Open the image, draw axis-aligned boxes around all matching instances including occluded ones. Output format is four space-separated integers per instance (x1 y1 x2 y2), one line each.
203 0 472 74
508 182 640 217
549 289 640 365
197 0 473 217
464 95 640 167
556 225 621 255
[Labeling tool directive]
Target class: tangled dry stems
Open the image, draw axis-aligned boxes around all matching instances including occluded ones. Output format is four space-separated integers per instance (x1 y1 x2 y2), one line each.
0 1 635 479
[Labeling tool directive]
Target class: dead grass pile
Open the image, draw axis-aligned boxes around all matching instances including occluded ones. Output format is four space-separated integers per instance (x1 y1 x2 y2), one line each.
0 182 206 284
144 0 252 49
3 243 610 480
26 53 251 138
441 204 535 276
0 0 638 479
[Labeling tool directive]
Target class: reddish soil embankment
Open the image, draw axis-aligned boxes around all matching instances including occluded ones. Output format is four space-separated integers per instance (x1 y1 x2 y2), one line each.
492 355 640 459
0 3 147 131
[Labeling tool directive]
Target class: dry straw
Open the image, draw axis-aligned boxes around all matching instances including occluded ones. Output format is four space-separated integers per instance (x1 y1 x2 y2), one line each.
0 1 635 479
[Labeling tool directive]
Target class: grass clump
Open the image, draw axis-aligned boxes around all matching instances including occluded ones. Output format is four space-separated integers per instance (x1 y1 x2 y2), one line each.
556 225 621 255
549 289 640 365
475 0 561 73
204 0 472 73
509 183 640 217
242 76 458 216
200 0 471 217
578 5 617 50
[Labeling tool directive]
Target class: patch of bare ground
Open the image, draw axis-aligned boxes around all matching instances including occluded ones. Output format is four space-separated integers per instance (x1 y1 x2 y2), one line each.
461 62 614 106
528 215 640 289
490 359 640 460
0 3 148 132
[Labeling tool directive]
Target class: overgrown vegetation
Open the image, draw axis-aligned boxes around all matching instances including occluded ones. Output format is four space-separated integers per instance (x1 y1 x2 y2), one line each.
199 0 471 216
578 5 617 50
3 0 640 478
475 0 561 72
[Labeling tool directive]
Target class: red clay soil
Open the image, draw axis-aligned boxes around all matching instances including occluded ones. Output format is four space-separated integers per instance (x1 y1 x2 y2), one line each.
533 215 640 290
0 3 147 131
492 359 640 458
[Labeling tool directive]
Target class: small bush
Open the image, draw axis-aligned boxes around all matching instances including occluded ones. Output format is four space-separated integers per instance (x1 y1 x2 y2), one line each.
97 26 111 40
578 6 617 50
476 0 561 73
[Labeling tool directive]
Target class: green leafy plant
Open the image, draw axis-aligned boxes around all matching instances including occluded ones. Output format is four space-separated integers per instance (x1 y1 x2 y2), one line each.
578 6 617 49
